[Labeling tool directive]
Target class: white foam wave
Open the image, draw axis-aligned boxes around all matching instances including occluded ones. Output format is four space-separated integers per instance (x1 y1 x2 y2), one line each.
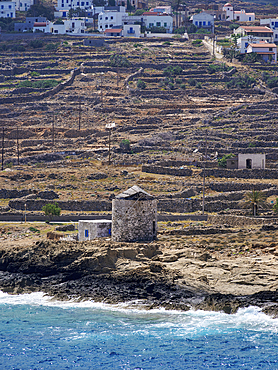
1 291 278 334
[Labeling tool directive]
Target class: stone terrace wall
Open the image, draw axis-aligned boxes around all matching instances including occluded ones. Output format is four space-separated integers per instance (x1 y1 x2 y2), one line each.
142 165 192 177
201 169 278 179
9 199 111 212
208 214 278 227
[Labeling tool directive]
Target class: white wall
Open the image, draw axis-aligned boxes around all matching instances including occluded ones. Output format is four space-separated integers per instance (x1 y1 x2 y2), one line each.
14 0 33 11
78 220 111 241
233 10 255 22
144 14 173 33
56 0 93 11
122 24 141 37
260 18 278 42
34 19 86 34
0 1 15 18
238 154 265 169
98 8 127 32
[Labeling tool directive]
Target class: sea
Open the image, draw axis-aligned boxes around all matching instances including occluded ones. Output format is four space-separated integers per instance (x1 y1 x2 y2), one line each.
0 291 278 370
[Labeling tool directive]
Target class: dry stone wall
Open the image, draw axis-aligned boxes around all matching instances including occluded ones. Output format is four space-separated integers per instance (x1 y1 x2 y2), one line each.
142 165 192 177
208 214 278 227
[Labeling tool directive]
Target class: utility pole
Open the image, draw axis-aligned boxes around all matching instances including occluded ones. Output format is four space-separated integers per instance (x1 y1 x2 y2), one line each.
202 129 208 215
52 113 55 147
117 67 119 87
106 122 116 165
78 99 81 130
16 126 19 165
1 127 4 171
100 73 104 107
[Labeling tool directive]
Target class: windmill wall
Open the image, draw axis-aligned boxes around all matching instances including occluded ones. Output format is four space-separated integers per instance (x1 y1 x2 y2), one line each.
112 199 157 242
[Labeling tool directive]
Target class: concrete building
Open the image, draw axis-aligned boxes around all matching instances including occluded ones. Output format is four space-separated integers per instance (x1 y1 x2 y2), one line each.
122 24 141 37
0 1 15 18
33 19 86 34
192 12 214 33
14 0 33 11
234 26 273 43
222 3 255 22
226 154 266 169
98 6 127 32
260 18 278 43
78 220 112 241
112 185 157 243
247 41 277 63
14 17 46 32
56 0 93 12
143 11 173 33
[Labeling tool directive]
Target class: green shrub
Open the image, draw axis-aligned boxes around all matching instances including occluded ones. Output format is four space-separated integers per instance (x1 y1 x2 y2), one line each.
163 65 183 76
30 71 40 77
168 82 175 90
196 28 211 34
42 202 61 221
196 82 202 89
180 83 186 89
273 198 278 213
137 79 146 89
207 63 233 74
226 74 256 89
188 78 196 86
110 54 130 67
18 79 60 89
218 154 234 168
192 39 202 46
45 43 59 51
30 40 44 49
163 41 171 45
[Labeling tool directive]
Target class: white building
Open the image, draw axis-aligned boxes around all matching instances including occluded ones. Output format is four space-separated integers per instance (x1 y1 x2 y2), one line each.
247 41 277 64
260 18 278 43
33 19 86 34
192 12 214 33
56 0 93 12
98 6 127 32
14 0 33 11
78 220 111 241
142 11 173 33
223 3 255 22
122 24 141 37
234 26 273 42
0 1 15 18
150 6 172 14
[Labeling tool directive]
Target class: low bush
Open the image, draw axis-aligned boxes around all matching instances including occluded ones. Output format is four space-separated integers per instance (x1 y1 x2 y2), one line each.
226 74 256 89
163 65 183 76
137 79 146 89
188 78 196 86
18 79 60 89
110 54 130 68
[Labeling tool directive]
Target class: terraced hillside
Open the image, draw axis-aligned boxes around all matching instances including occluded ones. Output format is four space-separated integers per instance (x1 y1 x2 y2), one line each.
0 37 277 218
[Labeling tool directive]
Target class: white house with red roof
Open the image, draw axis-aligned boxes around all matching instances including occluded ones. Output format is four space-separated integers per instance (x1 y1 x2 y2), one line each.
235 26 274 53
223 3 255 22
260 18 278 43
247 41 277 63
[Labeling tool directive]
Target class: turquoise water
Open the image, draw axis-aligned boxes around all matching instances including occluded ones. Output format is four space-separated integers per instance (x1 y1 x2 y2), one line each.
1 292 278 369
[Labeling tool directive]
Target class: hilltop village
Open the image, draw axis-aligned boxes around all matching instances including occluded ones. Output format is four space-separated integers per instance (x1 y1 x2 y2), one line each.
0 0 278 314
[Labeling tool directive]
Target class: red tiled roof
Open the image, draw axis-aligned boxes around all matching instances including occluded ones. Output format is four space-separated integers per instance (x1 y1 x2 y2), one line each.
249 43 277 48
34 22 46 27
143 12 159 15
104 28 122 33
241 26 273 33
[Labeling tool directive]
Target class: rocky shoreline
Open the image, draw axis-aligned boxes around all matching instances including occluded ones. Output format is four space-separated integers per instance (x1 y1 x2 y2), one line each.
1 238 278 317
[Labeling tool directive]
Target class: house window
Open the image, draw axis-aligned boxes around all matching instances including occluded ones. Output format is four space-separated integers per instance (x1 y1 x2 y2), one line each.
149 23 154 27
85 229 89 237
86 1 89 4
100 16 102 20
269 47 273 51
110 16 113 19
245 42 248 48
54 30 58 33
195 21 198 25
275 22 278 27
105 24 108 28
156 22 161 27
110 24 113 27
105 16 108 20
164 22 167 27
81 1 84 5
208 21 211 26
9 5 11 9
249 17 251 21
203 21 206 26
77 1 79 4
276 34 278 39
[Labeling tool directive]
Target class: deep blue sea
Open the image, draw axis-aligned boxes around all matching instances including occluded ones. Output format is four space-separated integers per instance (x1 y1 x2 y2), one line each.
1 292 278 370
